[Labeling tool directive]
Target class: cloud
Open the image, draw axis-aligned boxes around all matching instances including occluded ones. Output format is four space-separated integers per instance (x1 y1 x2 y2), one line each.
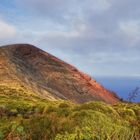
0 0 140 76
15 0 112 23
0 19 16 40
15 0 78 22
12 0 140 51
119 20 140 46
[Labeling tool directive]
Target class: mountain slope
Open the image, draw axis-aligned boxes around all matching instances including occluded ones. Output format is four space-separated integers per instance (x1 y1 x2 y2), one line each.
0 44 119 104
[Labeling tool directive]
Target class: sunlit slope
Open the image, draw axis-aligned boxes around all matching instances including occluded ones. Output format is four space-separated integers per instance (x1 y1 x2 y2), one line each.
0 44 119 104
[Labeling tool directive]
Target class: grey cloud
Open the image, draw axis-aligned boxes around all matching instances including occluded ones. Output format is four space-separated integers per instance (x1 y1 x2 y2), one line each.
1 0 140 76
15 0 81 23
15 0 140 50
15 0 112 22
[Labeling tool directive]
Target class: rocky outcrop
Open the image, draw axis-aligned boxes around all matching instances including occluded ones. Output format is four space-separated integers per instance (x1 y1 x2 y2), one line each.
0 44 120 104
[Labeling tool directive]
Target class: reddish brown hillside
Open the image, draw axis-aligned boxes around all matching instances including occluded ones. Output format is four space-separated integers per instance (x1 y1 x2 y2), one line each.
0 44 120 104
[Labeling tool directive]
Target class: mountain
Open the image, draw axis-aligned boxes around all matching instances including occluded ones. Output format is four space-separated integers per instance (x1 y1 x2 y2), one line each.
0 44 120 104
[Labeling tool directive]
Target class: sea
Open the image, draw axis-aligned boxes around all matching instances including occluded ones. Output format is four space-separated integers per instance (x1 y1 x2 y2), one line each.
94 76 140 102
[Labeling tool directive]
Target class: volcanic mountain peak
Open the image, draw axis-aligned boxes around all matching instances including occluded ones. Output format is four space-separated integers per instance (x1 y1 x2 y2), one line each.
0 44 120 104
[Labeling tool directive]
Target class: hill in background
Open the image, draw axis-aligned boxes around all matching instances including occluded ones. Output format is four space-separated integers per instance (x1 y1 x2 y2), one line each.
0 44 119 104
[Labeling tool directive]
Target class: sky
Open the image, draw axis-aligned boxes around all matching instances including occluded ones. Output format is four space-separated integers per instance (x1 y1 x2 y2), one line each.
0 0 140 77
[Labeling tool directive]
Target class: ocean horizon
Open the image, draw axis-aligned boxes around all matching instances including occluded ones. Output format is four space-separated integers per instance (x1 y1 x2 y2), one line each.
94 76 140 102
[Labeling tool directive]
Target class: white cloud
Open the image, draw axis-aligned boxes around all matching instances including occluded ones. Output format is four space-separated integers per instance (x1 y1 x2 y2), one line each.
81 0 111 13
119 20 140 46
0 19 16 40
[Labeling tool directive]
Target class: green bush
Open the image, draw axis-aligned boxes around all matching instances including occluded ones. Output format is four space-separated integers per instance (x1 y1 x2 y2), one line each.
0 85 139 140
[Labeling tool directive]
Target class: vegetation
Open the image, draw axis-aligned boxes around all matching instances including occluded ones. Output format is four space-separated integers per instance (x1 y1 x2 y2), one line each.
0 85 140 140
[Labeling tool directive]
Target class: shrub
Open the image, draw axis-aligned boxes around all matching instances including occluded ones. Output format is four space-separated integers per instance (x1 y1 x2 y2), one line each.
0 85 139 140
